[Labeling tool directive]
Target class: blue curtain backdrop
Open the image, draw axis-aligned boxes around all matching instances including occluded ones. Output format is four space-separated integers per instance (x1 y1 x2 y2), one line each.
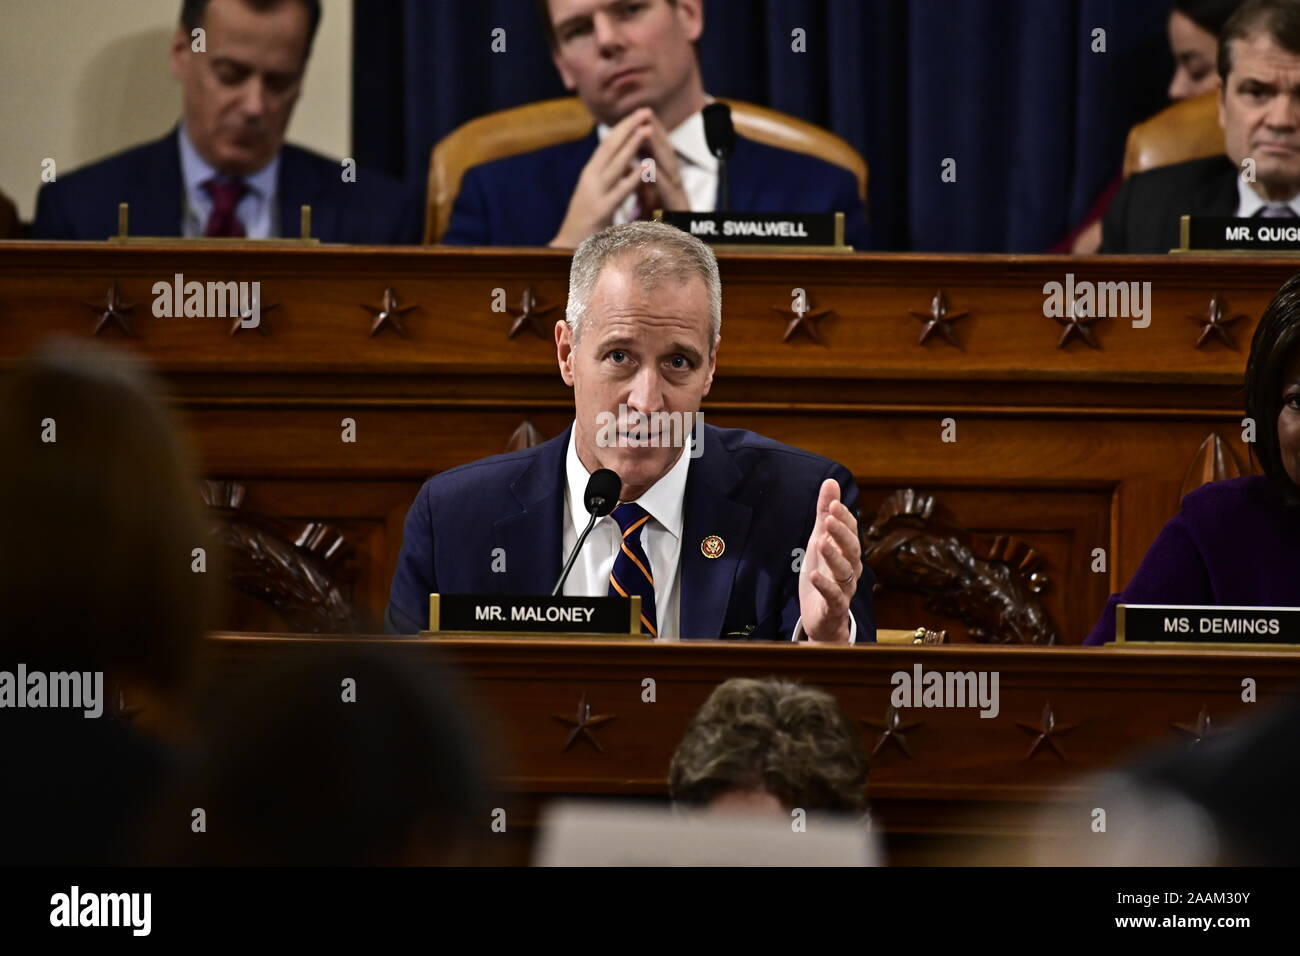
352 0 1174 251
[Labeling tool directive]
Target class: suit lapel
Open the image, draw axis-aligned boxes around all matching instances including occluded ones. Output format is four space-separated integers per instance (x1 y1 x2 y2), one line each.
680 427 753 639
492 428 569 595
278 146 335 240
129 130 184 238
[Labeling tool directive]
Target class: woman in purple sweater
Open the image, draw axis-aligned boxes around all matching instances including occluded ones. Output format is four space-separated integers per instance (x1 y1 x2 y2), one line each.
1085 271 1300 644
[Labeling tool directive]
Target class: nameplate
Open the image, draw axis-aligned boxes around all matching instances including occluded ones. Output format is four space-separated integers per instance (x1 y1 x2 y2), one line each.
655 211 848 251
1179 215 1300 252
1116 604 1300 647
425 593 641 636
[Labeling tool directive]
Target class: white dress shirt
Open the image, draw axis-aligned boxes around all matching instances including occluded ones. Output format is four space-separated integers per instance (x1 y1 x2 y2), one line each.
562 428 689 640
560 427 857 643
596 105 720 223
1235 175 1300 218
178 122 280 238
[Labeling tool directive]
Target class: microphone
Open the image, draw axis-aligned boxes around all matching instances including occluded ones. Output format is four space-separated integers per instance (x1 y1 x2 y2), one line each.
551 468 622 596
702 102 736 213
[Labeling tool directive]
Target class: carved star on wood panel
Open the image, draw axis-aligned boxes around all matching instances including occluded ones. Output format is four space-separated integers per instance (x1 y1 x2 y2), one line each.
861 705 924 758
505 286 559 340
771 299 831 343
1172 703 1228 746
228 298 278 336
552 692 616 753
1188 296 1246 349
909 290 968 347
1052 305 1104 350
360 287 417 337
1017 700 1080 760
84 282 135 336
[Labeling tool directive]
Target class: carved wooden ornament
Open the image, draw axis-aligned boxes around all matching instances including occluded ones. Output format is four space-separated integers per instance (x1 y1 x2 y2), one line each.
552 692 616 753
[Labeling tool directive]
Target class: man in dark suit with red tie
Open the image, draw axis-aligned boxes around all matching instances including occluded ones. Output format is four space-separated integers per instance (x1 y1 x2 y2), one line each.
386 222 875 643
31 0 420 244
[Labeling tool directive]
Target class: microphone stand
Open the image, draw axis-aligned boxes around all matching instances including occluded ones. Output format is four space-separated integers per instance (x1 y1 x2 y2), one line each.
552 508 603 596
716 154 730 213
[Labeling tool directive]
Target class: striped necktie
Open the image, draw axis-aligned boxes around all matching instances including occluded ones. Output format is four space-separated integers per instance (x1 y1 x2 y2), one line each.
608 502 657 637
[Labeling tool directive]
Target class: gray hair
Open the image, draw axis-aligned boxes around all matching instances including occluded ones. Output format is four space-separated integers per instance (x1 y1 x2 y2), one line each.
565 222 721 349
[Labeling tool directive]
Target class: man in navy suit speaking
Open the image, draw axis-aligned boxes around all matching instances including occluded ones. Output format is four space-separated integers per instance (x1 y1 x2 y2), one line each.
30 0 420 244
386 222 874 643
442 0 868 250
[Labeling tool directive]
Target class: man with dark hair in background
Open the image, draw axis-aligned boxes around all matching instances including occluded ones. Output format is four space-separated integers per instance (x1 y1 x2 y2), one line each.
1103 0 1300 253
31 0 421 243
442 0 868 249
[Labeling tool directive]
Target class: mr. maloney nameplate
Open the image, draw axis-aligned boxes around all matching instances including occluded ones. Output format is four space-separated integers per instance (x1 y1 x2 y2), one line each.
425 594 642 636
1115 604 1300 647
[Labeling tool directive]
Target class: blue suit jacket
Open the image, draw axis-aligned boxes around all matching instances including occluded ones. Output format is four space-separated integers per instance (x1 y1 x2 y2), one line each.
442 130 869 250
385 424 876 642
30 128 423 244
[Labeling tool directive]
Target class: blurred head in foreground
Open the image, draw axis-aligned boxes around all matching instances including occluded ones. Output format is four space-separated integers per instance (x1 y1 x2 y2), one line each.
152 648 494 865
669 677 870 820
1034 697 1300 866
0 339 213 731
0 340 213 863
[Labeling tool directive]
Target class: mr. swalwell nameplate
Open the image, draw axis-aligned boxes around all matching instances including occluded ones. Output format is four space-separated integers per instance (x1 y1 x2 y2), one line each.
426 594 641 636
656 211 847 250
1116 604 1300 647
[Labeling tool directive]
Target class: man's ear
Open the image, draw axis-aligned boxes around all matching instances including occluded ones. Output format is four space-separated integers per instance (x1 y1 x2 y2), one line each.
556 319 576 386
676 0 705 44
551 48 577 92
701 337 718 396
170 26 191 82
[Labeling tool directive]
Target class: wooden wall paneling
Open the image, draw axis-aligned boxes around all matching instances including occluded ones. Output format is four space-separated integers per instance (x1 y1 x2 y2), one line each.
0 244 1283 639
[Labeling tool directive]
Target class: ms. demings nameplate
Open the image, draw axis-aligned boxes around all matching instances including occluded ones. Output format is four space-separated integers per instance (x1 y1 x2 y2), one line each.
657 211 846 249
426 594 640 636
1116 604 1300 647
1183 217 1300 251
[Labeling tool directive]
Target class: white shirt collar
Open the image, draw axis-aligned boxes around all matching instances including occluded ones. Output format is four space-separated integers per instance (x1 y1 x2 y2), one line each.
595 102 719 174
178 121 279 201
1235 174 1300 217
565 424 690 541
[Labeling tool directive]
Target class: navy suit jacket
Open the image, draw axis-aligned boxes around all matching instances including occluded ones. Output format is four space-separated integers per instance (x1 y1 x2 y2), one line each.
31 128 423 244
442 130 870 250
385 424 876 643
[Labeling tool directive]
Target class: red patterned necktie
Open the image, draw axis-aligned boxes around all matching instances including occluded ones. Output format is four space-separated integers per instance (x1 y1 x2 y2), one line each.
202 177 249 237
607 502 658 636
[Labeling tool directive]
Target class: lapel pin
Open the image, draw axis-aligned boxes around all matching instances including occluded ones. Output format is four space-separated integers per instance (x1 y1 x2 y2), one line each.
701 535 725 559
